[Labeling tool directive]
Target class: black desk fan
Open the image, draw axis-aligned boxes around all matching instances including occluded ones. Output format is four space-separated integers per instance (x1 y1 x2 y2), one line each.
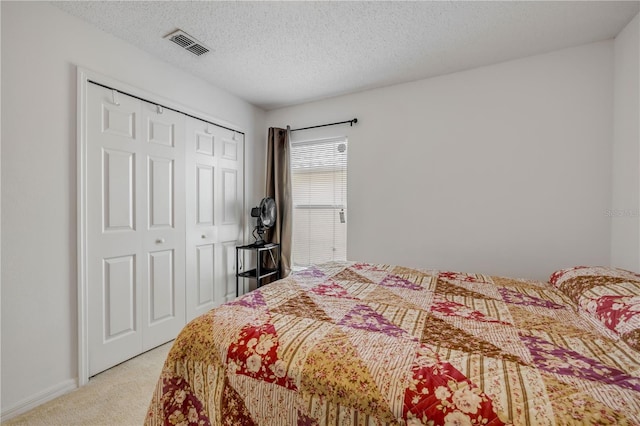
251 197 277 246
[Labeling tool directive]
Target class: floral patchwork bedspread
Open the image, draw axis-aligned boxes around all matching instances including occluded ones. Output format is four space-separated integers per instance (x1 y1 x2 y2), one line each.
146 262 640 425
549 266 640 353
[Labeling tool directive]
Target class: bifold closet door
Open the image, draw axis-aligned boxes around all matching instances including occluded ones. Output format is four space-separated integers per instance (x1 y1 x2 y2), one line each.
185 117 244 321
86 84 185 376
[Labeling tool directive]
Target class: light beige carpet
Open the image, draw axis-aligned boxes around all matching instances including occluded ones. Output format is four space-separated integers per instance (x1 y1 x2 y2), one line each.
3 342 172 426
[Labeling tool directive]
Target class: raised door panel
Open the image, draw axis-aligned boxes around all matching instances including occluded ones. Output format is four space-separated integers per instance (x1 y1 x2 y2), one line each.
196 133 214 156
222 242 237 302
103 255 136 340
147 118 175 147
103 149 136 232
196 165 214 226
148 250 175 323
222 169 238 225
148 156 174 229
102 104 136 140
222 138 237 160
196 244 215 306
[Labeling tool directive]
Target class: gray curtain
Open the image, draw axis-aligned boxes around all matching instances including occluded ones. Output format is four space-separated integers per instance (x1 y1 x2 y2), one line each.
265 126 292 277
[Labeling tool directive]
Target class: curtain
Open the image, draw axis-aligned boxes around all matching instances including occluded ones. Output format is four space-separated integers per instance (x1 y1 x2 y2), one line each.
265 126 292 277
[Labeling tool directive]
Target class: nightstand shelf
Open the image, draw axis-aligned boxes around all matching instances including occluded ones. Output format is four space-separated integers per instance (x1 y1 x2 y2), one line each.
237 267 279 279
235 242 281 296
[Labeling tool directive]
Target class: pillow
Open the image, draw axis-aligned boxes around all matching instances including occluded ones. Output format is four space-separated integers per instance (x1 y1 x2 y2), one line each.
549 266 640 352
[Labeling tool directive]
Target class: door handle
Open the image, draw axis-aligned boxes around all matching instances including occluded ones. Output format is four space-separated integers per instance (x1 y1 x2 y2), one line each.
155 238 165 244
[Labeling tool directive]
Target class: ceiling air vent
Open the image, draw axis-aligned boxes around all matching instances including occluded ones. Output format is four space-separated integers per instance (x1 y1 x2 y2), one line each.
164 29 210 56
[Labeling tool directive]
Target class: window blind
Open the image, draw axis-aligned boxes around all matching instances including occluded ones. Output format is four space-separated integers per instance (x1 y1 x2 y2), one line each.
291 137 347 268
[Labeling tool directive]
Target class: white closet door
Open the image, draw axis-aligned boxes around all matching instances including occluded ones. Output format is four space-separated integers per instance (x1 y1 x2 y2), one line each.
87 85 143 375
185 117 244 321
86 85 186 375
139 102 186 351
218 131 244 303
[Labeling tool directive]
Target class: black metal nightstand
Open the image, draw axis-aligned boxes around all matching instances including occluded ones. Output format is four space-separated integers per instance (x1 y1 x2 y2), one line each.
235 243 281 296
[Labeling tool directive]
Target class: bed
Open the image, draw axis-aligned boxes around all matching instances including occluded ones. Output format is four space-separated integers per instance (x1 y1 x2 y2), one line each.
145 261 640 425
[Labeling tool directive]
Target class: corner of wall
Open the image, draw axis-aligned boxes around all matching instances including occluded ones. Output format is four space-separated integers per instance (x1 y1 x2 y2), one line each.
611 12 640 272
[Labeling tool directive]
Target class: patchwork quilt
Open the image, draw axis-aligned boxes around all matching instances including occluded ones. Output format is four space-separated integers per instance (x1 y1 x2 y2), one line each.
145 262 640 425
549 266 640 353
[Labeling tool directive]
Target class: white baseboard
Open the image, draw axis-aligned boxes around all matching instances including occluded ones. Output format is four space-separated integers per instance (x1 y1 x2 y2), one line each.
1 378 78 422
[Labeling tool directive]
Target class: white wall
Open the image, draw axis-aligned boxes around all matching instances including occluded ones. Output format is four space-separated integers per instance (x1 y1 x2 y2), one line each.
267 41 615 281
611 13 640 272
0 1 3 415
0 1 265 418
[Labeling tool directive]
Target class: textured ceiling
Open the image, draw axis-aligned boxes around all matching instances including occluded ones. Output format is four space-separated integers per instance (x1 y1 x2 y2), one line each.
55 1 639 110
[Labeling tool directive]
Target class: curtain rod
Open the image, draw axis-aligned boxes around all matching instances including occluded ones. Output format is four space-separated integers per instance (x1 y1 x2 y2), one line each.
290 118 358 132
87 80 244 135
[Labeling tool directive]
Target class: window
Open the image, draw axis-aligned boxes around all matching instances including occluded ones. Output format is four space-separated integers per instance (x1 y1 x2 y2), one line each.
291 137 347 268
